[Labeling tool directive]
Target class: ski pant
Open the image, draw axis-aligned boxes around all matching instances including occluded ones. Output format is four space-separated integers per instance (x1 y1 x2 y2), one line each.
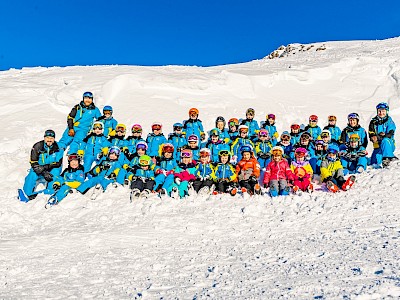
269 179 290 197
326 176 346 190
370 138 396 166
22 167 61 197
341 157 367 175
293 177 311 192
131 179 155 192
83 155 97 173
215 181 236 193
58 127 88 154
192 179 214 193
258 157 271 184
239 180 257 194
77 176 115 193
154 173 174 191
309 157 318 174
52 183 82 203
167 180 191 198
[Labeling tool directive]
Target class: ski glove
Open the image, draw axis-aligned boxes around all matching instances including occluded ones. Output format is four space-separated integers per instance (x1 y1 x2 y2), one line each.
68 129 75 137
33 164 45 175
43 171 54 182
249 176 258 184
53 183 61 191
97 152 103 160
102 163 111 170
109 173 117 180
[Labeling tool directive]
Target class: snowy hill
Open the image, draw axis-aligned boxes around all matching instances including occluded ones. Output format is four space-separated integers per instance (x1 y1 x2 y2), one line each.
1 37 400 299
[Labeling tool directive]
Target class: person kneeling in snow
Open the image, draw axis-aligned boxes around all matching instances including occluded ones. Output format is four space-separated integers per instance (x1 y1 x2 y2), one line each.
263 146 294 197
321 145 355 192
235 145 261 195
46 153 85 207
290 147 313 193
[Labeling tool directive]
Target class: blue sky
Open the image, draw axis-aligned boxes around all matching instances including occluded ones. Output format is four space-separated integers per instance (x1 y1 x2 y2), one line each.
1 0 400 70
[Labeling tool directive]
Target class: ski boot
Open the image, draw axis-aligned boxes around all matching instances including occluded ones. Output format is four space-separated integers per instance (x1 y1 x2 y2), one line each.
307 183 314 193
326 181 340 193
342 175 356 191
45 196 58 209
130 188 141 202
254 184 261 195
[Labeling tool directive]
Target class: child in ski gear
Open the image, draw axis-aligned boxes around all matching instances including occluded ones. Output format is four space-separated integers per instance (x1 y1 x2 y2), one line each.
339 134 368 174
182 108 205 142
18 130 63 202
231 125 255 164
324 115 341 144
313 139 327 175
168 149 197 198
58 91 102 154
97 105 118 137
213 150 238 195
78 121 111 173
124 141 153 180
239 108 260 140
235 145 261 195
304 115 322 140
320 145 355 192
260 113 279 144
153 143 177 192
341 113 368 148
77 146 125 193
255 129 274 170
184 134 200 161
320 129 338 148
263 146 294 197
214 116 230 144
146 122 167 158
126 124 145 155
130 155 156 192
293 132 316 171
168 122 187 161
46 153 85 206
206 129 230 164
290 148 313 193
290 124 301 146
368 102 397 168
276 131 294 162
193 148 215 193
108 124 129 164
227 118 239 143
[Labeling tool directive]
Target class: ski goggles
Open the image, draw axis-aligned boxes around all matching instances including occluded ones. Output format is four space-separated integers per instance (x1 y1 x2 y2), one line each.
309 115 318 121
136 144 147 150
199 151 210 158
349 136 360 142
267 113 275 120
83 92 93 98
173 126 182 131
116 126 126 133
219 150 230 156
93 125 103 130
272 150 283 156
294 151 306 157
132 128 142 134
180 151 192 158
281 135 290 141
109 147 121 156
68 154 81 161
347 113 359 120
163 147 174 154
152 124 162 131
291 124 300 130
139 160 150 166
328 115 337 121
229 121 238 127
239 128 249 133
321 133 329 138
258 131 269 137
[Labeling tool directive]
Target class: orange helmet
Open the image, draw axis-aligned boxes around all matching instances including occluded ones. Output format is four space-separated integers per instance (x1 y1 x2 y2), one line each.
189 108 199 116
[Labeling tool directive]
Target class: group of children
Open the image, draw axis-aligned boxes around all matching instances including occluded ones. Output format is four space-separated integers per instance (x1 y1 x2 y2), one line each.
17 91 397 206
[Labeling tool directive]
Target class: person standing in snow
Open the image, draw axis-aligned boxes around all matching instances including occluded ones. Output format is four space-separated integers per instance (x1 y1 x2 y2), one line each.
182 108 205 143
58 91 102 154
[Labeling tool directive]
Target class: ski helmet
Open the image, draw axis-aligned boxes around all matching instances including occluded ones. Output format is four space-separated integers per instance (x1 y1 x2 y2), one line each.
189 108 199 116
68 153 81 162
258 129 270 138
321 129 331 139
162 143 174 154
295 147 308 157
238 125 249 133
44 129 56 138
199 148 211 158
139 155 152 166
349 134 360 142
291 124 300 131
115 124 126 133
309 115 318 122
271 146 284 156
92 121 103 130
246 108 255 116
103 105 113 114
180 148 193 158
267 113 275 120
347 113 360 121
215 116 226 126
83 91 93 99
173 122 183 130
228 118 239 127
152 122 162 131
187 135 199 144
376 102 389 112
131 124 142 133
218 149 231 160
240 144 253 154
328 115 337 121
136 141 148 151
327 144 339 154
209 128 220 138
108 146 121 156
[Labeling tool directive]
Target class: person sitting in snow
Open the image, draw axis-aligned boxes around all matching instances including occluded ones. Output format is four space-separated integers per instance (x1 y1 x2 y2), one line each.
290 147 313 193
213 150 238 196
340 113 368 148
235 145 261 195
129 155 156 198
192 148 215 193
168 149 197 198
182 108 205 143
368 102 397 168
18 129 63 202
153 143 177 194
339 134 368 174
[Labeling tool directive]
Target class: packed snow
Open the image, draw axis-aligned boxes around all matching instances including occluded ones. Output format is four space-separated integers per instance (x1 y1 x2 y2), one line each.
1 37 400 299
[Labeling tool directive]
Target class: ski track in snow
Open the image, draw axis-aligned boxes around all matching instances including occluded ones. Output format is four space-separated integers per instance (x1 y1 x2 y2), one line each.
1 38 400 299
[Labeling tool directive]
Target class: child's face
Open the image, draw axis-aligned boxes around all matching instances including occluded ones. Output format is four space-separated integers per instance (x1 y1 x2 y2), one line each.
211 135 218 143
117 130 125 137
300 138 309 146
295 155 305 162
188 141 197 148
273 154 282 162
94 127 103 134
246 113 254 120
182 156 191 163
327 153 337 160
240 131 248 138
348 118 358 127
242 152 251 160
104 111 112 119
174 128 182 134
133 132 141 138
322 136 330 143
200 156 209 164
190 113 198 120
328 119 336 125
350 141 358 148
291 128 299 134
316 145 324 151
153 128 162 135
216 122 224 130
141 165 149 170
109 153 117 160
309 120 318 126
259 135 268 141
268 117 275 124
220 155 229 164
137 149 145 156
70 159 79 168
164 152 173 158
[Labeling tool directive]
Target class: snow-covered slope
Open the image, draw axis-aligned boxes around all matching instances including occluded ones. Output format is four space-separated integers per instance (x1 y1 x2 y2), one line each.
1 38 400 299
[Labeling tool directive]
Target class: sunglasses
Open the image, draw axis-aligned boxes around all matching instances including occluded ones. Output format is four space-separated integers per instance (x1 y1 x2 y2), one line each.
152 125 162 131
309 120 317 123
139 161 149 166
181 151 192 158
349 137 359 142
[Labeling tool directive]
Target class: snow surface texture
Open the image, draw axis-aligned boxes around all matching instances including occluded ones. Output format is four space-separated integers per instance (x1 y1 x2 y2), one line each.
1 38 400 299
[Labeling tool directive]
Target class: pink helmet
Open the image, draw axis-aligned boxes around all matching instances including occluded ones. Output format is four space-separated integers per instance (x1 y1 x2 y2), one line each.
187 134 199 143
295 147 308 156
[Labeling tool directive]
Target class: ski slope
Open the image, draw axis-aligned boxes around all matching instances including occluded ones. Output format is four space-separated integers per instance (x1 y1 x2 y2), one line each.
1 37 400 299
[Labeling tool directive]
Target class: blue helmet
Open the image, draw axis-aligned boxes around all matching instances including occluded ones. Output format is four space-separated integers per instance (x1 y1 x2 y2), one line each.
240 144 253 154
103 105 113 113
327 144 339 154
376 102 389 111
173 122 183 130
83 91 93 99
108 146 121 156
